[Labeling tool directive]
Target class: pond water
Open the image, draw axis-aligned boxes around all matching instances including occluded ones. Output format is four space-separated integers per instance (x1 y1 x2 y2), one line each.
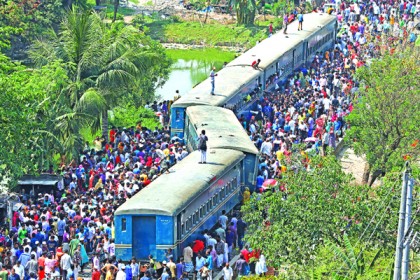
156 59 226 101
156 49 235 101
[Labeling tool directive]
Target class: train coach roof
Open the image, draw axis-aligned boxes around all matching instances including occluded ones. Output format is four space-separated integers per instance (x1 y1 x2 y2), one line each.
171 64 259 108
172 13 336 109
232 13 337 69
186 106 258 155
115 149 245 216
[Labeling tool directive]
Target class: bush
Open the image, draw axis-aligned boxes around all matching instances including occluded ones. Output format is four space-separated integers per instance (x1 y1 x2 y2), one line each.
106 12 124 20
110 105 162 130
170 15 182 23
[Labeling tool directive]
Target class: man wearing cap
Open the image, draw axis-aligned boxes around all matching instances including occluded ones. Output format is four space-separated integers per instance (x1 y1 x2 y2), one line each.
116 264 126 280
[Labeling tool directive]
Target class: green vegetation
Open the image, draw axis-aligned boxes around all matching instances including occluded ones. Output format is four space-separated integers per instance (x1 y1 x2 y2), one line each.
138 17 269 48
111 106 162 129
165 48 236 62
239 47 420 279
241 153 420 278
0 8 170 185
345 50 420 186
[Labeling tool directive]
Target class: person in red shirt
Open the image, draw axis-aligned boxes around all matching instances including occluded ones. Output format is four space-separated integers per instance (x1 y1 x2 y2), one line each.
109 127 116 144
240 245 251 263
38 266 45 280
92 267 101 280
192 240 205 255
251 59 261 69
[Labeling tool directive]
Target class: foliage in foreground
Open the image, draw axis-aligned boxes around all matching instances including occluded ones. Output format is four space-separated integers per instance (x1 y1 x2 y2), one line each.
30 8 171 140
241 154 418 277
345 50 420 186
0 54 69 187
0 9 171 188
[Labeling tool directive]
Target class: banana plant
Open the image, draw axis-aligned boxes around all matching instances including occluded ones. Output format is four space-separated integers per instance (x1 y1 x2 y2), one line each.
327 234 382 279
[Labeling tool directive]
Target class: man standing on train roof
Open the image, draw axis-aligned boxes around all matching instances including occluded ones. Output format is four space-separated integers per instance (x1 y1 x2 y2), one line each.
283 13 288 34
198 130 208 164
210 67 217 95
297 11 303 31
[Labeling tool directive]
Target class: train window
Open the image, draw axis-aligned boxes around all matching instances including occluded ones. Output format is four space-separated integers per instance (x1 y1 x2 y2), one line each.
187 217 192 230
213 195 218 206
221 187 226 198
207 200 211 212
193 211 198 224
121 218 126 231
226 183 231 194
199 207 203 218
181 224 185 236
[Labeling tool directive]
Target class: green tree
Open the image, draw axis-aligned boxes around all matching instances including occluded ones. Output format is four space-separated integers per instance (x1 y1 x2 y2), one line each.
241 155 402 268
0 0 65 56
229 0 257 25
345 50 420 186
30 8 171 144
0 54 69 187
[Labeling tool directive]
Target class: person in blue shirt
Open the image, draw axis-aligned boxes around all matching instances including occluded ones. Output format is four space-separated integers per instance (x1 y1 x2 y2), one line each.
18 247 31 267
15 246 23 261
8 268 20 280
256 173 265 193
297 13 303 31
125 263 133 280
176 258 185 280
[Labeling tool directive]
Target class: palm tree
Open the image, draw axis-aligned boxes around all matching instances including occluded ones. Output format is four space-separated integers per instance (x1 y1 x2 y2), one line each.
30 8 170 146
229 0 257 25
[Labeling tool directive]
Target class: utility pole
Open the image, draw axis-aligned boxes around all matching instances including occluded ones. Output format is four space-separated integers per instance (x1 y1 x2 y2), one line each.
402 177 414 280
393 163 410 280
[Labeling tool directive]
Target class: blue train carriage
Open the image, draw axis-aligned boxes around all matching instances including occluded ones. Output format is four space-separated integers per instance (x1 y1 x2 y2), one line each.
170 59 262 139
232 13 337 93
184 105 259 191
114 149 246 261
304 13 337 64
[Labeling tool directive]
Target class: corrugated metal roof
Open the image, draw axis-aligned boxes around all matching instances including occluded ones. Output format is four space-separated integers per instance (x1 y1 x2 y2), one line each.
186 106 258 155
115 149 245 216
18 174 62 186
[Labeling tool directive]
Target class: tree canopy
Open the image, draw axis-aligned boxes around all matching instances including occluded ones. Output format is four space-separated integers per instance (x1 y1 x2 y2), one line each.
345 50 420 185
30 8 171 140
0 8 171 188
241 154 407 270
0 54 69 186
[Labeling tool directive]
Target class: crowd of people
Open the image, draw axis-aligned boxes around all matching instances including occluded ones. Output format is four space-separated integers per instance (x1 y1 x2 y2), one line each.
241 0 418 193
1 1 417 280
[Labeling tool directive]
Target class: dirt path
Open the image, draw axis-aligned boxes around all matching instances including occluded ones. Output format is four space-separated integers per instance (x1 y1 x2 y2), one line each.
337 146 377 186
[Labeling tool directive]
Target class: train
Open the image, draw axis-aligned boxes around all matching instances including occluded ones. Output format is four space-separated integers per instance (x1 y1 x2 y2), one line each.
171 13 337 139
115 13 337 261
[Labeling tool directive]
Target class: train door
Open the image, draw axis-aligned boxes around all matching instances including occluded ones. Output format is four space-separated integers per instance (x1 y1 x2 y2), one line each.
132 216 156 259
170 107 185 139
292 49 296 70
303 41 308 66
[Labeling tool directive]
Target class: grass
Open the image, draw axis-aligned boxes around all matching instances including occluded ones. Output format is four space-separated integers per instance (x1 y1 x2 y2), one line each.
145 19 269 49
86 0 137 16
165 48 236 62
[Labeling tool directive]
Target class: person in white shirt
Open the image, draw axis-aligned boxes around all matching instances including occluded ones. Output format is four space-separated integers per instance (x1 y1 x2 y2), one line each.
60 250 73 280
260 138 272 156
13 261 25 280
116 264 127 280
222 263 233 280
218 211 228 230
